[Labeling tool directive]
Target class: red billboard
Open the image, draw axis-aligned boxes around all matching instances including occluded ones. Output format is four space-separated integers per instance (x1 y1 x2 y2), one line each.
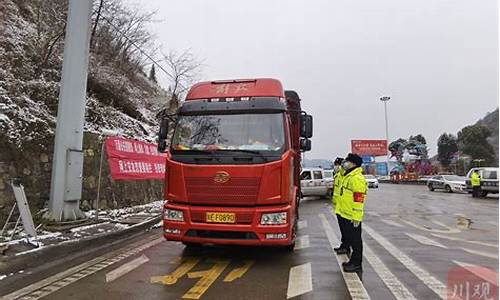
105 137 166 180
351 140 388 157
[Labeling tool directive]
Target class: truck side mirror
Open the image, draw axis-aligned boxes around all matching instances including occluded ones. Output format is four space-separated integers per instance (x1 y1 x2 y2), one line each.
300 138 311 152
158 117 169 153
300 113 313 138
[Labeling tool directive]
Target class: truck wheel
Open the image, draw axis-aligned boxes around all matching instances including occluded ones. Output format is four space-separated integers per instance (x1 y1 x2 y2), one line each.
480 191 488 197
428 184 434 191
445 185 452 193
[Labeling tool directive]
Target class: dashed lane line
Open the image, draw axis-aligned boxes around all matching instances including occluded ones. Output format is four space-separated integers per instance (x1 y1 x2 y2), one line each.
363 243 417 300
452 260 499 286
294 235 310 250
286 263 313 299
400 218 460 234
381 219 405 228
431 233 499 248
405 233 448 249
105 254 149 283
363 224 448 299
319 213 371 300
3 237 163 300
461 248 499 259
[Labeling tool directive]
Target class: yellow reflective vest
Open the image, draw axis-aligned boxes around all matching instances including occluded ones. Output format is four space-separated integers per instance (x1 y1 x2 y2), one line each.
339 167 368 222
471 172 481 187
333 168 345 215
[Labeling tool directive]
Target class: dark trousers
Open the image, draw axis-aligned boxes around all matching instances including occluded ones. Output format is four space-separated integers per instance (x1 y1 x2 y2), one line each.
345 221 363 265
336 214 349 249
472 186 481 198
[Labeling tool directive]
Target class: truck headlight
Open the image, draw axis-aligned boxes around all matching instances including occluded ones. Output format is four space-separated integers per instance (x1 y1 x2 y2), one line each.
261 212 287 225
164 209 184 221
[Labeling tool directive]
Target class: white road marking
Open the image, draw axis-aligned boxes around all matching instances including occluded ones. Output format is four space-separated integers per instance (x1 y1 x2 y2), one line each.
286 263 313 299
452 260 499 286
400 218 460 234
105 254 149 283
298 220 308 230
363 224 447 299
461 248 499 259
431 233 499 248
405 233 448 249
364 244 417 300
381 219 405 228
319 213 371 300
3 238 162 300
294 235 310 250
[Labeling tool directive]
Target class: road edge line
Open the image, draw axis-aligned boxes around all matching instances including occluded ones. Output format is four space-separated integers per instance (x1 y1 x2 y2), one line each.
319 213 371 300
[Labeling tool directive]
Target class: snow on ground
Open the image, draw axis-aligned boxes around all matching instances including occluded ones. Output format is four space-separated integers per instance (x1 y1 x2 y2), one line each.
1 200 163 257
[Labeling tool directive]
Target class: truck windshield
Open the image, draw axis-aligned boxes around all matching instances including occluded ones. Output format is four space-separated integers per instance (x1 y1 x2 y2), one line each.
171 113 285 153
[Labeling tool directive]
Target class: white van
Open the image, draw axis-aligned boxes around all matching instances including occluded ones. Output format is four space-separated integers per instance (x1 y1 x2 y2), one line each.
300 168 333 198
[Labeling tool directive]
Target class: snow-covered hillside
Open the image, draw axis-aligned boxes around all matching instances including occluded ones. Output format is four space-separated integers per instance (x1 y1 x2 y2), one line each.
0 0 173 152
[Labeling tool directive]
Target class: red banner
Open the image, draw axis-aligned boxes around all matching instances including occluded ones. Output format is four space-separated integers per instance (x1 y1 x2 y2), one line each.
351 140 388 156
105 137 166 180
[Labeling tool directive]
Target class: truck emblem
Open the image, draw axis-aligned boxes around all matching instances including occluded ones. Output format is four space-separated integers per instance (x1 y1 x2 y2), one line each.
214 171 230 184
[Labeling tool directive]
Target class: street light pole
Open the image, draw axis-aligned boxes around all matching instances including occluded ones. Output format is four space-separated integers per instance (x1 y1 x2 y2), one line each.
380 96 391 164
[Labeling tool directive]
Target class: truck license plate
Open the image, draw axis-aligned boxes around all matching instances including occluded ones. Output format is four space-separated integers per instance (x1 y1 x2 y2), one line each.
206 212 236 223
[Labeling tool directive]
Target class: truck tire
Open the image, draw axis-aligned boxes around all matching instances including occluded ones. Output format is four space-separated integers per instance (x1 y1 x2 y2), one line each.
481 191 488 197
428 184 434 191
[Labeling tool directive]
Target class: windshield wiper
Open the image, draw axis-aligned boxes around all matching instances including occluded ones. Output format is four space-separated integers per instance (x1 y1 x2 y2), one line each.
221 149 269 162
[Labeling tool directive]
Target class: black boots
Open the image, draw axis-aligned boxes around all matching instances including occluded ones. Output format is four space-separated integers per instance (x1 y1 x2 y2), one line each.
343 262 362 273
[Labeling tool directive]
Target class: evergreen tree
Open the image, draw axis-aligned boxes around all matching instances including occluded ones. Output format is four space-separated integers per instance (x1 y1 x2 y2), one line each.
149 64 157 83
437 133 458 167
457 125 496 164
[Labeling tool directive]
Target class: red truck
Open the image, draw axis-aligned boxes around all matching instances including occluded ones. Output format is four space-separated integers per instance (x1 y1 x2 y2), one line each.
157 78 312 250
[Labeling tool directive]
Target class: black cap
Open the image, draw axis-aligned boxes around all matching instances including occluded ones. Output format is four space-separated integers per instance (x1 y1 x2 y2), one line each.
345 153 363 167
334 157 344 165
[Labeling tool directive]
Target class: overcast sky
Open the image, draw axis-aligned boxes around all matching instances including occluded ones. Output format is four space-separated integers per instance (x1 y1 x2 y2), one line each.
133 0 498 159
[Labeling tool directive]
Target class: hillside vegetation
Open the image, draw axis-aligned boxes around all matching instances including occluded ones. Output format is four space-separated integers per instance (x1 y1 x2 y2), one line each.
0 0 173 154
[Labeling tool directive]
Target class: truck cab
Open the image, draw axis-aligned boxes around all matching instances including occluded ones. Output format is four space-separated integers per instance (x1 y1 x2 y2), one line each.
158 79 312 250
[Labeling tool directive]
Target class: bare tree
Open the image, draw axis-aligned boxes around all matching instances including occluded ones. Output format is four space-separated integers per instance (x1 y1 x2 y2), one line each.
162 49 203 102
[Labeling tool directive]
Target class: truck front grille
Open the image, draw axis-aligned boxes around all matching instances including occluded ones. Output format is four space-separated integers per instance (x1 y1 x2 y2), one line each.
185 177 260 205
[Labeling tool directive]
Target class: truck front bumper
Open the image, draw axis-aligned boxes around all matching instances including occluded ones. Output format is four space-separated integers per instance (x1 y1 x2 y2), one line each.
162 203 295 246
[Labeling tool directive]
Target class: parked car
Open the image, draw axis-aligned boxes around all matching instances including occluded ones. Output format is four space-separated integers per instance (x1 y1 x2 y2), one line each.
364 174 379 188
323 170 334 195
465 167 499 197
300 168 332 198
427 175 467 193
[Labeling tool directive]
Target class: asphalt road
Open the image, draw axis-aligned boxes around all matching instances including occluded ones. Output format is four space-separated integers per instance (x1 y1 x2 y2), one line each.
2 184 498 300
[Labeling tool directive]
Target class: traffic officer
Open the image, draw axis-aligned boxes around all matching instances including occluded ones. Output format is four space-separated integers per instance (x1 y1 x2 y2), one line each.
332 157 349 255
471 170 481 198
340 153 367 273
